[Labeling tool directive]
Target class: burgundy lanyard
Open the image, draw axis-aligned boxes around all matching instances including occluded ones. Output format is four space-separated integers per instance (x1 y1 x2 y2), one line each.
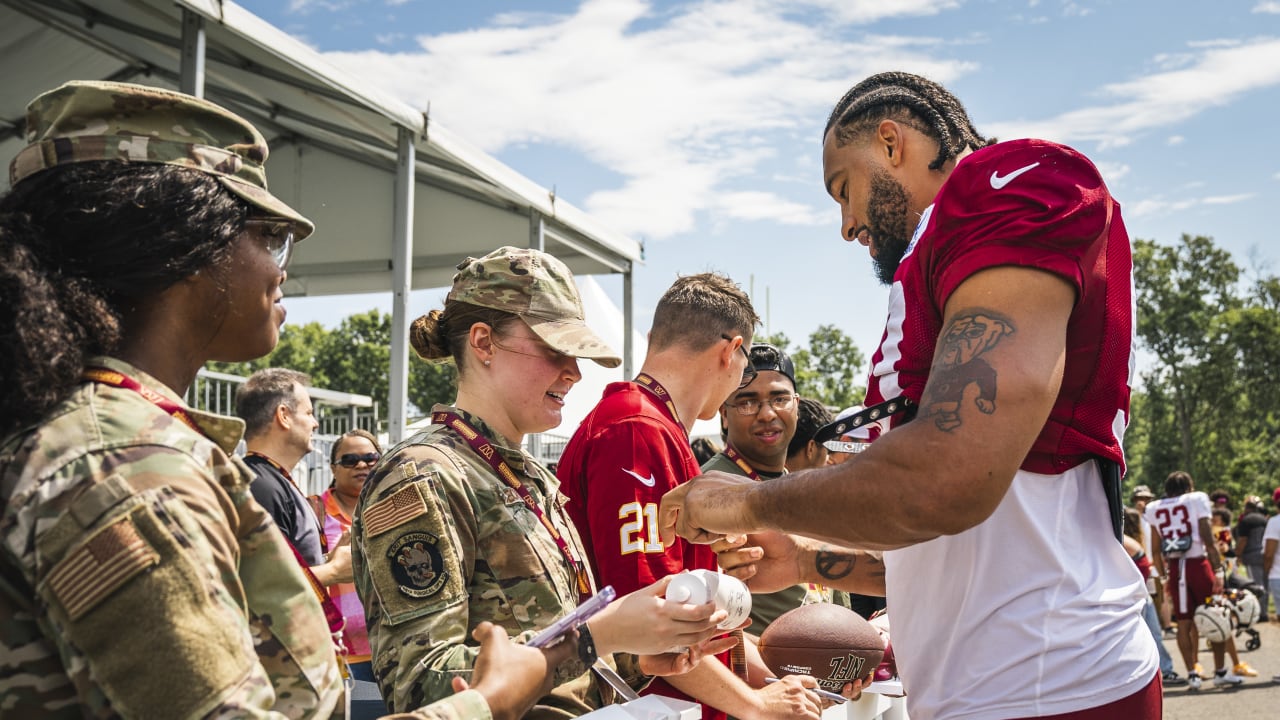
83 367 205 437
432 410 590 595
722 446 760 480
634 373 684 432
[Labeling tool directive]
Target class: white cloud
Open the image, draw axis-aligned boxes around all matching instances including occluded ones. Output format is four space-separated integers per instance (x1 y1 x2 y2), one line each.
781 0 963 25
322 0 973 238
1202 193 1255 205
1253 2 1280 14
1062 3 1093 17
1166 135 1184 146
986 37 1280 149
288 0 350 12
1128 192 1254 217
1095 161 1130 184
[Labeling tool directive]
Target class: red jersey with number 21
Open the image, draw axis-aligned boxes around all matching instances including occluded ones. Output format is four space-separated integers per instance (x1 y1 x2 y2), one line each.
559 381 724 720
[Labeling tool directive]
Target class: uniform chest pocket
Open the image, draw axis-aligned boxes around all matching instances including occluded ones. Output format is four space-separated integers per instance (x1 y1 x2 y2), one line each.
471 487 574 610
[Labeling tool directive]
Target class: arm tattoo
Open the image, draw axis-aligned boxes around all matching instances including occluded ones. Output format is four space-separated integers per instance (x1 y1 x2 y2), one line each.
920 308 1015 432
815 548 856 580
814 548 886 582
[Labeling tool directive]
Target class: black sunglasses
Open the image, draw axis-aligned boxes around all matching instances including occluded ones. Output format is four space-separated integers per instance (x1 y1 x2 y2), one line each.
721 334 757 389
335 452 381 468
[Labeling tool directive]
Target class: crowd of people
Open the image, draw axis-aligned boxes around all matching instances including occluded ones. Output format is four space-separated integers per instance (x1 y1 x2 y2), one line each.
4 67 1275 720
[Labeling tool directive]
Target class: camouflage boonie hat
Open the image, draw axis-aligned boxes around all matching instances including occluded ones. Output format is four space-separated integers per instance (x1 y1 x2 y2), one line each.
9 80 313 238
449 246 621 368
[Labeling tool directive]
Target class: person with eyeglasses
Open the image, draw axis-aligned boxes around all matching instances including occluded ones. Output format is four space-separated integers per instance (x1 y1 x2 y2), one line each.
308 429 384 683
703 347 864 638
351 248 744 718
0 82 344 716
559 276 828 720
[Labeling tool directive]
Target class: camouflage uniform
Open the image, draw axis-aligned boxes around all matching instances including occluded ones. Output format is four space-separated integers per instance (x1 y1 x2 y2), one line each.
0 82 337 718
353 406 645 718
701 452 852 631
381 689 491 720
0 357 343 718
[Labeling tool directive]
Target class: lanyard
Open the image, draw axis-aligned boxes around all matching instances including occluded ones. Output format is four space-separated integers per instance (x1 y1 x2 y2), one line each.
634 373 683 432
82 367 348 674
722 445 760 480
245 451 303 492
432 410 590 595
82 367 205 437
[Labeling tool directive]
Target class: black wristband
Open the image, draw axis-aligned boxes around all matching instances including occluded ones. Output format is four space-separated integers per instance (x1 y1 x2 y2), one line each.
577 623 599 666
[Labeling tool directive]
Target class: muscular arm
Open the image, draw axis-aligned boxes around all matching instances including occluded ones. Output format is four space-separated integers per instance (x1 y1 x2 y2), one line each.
745 266 1073 548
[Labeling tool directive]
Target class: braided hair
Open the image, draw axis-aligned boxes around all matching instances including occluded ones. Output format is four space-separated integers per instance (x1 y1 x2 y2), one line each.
824 71 994 170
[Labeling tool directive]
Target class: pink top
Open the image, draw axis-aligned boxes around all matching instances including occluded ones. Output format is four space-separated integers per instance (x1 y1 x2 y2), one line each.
318 488 371 663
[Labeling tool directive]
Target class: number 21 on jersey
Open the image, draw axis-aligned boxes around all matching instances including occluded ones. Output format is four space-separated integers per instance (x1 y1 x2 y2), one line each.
619 502 664 554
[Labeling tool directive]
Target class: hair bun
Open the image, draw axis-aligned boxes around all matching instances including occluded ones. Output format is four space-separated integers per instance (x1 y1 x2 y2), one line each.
410 309 450 361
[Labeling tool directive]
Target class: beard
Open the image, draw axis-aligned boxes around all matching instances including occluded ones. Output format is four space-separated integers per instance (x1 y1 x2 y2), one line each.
866 167 913 286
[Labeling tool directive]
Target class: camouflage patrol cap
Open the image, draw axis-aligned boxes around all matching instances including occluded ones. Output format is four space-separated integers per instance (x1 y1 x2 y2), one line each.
9 80 313 238
449 246 621 368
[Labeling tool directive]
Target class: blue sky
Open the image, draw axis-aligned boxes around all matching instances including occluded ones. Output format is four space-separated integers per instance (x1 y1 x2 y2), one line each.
246 0 1280 369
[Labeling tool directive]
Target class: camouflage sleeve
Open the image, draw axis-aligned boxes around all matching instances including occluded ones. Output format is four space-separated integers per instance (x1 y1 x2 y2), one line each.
378 689 492 720
355 439 614 715
9 447 338 719
355 447 482 713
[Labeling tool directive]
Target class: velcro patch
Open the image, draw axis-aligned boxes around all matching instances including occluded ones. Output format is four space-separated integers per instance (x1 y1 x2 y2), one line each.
387 531 449 598
364 484 428 537
398 460 420 482
48 515 159 620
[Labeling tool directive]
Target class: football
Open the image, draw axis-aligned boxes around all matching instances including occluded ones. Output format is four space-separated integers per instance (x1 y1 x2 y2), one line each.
759 603 885 692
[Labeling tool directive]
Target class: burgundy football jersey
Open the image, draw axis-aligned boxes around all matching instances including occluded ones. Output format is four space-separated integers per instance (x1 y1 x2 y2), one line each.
864 139 1134 474
559 381 725 719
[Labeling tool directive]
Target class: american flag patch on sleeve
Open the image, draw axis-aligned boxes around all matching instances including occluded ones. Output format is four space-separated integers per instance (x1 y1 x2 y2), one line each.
48 514 159 621
364 485 429 537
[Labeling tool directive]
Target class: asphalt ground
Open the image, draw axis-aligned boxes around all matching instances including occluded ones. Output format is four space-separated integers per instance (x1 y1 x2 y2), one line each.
1161 619 1280 720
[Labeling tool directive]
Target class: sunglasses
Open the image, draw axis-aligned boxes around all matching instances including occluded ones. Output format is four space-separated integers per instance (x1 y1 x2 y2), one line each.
721 334 757 389
245 217 295 269
335 452 381 468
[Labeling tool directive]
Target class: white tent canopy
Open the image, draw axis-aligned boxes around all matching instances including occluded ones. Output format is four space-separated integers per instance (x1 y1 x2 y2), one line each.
1 0 642 441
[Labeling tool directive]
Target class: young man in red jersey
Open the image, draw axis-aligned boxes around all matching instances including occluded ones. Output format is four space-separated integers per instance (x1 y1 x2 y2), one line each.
559 274 824 720
660 71 1159 719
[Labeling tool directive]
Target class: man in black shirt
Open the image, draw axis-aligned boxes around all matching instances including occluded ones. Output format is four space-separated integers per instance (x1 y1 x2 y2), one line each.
236 368 351 585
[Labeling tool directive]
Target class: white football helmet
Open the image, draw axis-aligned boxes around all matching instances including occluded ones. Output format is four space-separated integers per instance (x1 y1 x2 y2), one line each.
1194 601 1233 643
1227 589 1261 627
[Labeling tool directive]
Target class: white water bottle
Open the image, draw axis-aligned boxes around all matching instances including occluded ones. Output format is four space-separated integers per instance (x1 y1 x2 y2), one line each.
665 569 751 630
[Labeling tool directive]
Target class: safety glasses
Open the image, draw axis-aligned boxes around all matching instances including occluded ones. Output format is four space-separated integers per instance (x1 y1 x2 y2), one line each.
245 217 295 269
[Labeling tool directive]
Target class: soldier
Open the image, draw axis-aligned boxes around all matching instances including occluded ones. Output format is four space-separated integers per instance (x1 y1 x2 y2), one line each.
0 82 341 717
352 246 737 718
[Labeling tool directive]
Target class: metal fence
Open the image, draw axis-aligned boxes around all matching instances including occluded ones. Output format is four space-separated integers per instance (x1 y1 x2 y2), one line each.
187 369 572 495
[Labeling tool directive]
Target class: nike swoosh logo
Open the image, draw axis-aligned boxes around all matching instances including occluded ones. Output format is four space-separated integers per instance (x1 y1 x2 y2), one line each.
990 162 1040 190
621 468 657 487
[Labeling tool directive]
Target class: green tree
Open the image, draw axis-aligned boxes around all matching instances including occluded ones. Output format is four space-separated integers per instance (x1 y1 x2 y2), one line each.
409 355 457 416
1132 235 1241 480
206 321 330 382
753 327 865 409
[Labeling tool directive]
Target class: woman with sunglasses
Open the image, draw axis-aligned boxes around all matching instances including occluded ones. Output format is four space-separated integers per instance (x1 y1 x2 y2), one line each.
0 82 340 717
352 247 737 717
312 429 384 681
